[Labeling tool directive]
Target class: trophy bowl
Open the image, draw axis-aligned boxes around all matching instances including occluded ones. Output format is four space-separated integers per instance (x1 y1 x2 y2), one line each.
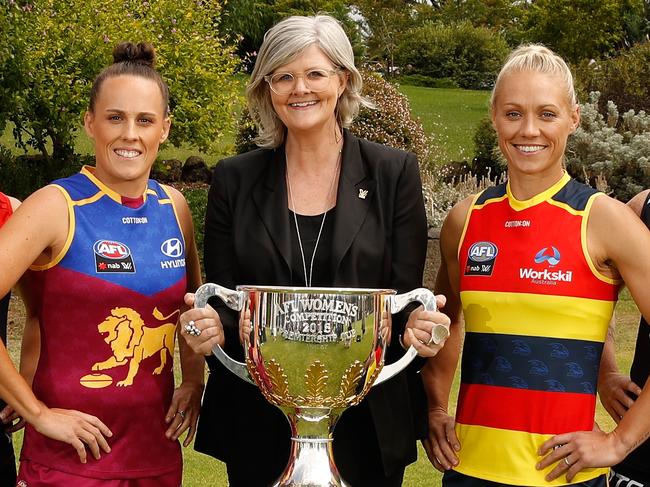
195 284 448 487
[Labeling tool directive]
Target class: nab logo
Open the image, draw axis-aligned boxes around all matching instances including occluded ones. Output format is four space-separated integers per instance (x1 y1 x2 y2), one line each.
94 240 131 259
468 242 498 262
534 246 561 266
161 238 183 258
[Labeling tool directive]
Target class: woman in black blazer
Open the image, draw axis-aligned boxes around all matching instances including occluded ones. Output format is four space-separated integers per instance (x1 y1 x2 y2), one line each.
181 14 450 487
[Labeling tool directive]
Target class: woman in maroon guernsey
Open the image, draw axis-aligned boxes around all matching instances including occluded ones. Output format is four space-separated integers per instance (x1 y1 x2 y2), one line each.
424 44 650 487
0 43 205 486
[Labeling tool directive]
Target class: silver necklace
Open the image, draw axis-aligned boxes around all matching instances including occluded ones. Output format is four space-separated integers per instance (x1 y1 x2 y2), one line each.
286 149 341 287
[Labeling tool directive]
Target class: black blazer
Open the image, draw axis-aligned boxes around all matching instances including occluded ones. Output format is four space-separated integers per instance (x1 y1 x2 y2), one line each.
195 131 428 484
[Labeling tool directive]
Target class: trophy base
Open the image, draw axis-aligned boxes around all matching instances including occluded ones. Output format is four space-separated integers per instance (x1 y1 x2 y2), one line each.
273 437 349 487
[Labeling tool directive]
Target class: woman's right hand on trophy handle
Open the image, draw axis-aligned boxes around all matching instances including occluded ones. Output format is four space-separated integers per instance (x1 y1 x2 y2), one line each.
181 293 225 356
403 295 450 358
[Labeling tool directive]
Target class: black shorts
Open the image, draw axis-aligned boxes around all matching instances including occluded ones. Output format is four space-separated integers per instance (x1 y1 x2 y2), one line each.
0 426 16 486
442 469 608 487
611 463 650 487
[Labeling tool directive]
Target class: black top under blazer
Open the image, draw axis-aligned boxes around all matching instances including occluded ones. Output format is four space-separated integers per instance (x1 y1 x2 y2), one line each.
195 131 429 485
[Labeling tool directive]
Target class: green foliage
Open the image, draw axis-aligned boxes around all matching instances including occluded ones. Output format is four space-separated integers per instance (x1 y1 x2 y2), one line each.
352 71 434 167
396 74 459 89
220 0 364 63
0 0 241 164
471 115 505 180
575 41 650 114
519 0 645 63
565 92 650 201
431 0 524 42
179 184 209 265
395 21 509 90
353 0 432 72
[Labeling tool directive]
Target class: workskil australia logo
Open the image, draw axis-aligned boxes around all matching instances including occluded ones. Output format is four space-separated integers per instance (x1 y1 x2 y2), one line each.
520 246 572 285
465 241 498 276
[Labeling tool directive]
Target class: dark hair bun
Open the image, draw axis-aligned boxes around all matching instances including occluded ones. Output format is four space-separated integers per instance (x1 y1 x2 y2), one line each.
112 42 156 68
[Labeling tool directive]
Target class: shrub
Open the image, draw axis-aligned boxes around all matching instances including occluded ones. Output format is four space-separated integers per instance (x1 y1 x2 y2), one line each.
235 71 435 168
0 0 241 168
394 21 509 90
565 92 650 201
470 116 505 180
421 168 500 229
178 184 208 268
574 41 650 114
395 74 459 89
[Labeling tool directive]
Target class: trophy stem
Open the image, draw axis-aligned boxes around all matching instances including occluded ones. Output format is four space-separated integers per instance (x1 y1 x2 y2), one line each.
273 409 348 487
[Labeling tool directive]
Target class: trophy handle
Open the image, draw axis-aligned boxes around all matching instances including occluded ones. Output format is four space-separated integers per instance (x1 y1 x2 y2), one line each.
374 288 449 386
194 283 254 385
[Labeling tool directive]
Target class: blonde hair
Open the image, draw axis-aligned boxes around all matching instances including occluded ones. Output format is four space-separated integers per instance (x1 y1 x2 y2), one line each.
491 44 577 109
247 15 372 148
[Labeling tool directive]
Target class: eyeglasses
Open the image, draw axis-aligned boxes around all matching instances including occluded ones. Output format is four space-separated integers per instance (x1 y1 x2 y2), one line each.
264 68 341 95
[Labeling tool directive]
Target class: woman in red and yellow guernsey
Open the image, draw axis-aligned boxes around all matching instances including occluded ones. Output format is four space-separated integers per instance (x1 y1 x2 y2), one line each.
422 44 650 486
0 42 205 486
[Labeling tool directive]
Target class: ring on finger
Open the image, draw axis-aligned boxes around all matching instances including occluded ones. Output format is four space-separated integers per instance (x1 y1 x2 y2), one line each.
184 320 201 337
564 456 571 467
178 410 186 419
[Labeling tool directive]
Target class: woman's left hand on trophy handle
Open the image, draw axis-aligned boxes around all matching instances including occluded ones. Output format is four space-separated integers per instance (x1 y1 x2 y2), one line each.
403 295 450 357
180 293 225 355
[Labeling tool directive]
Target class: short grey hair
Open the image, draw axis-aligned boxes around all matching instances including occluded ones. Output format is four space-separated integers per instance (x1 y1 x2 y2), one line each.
247 15 372 148
491 44 577 109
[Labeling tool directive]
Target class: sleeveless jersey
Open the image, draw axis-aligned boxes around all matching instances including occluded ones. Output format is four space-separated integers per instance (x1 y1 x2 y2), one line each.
455 173 618 485
0 192 14 412
620 191 650 472
21 167 187 479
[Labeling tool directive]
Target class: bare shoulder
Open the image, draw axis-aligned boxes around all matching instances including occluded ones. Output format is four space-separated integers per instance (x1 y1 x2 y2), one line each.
590 193 636 225
626 189 650 217
17 185 69 218
160 184 194 235
441 195 474 243
161 184 187 206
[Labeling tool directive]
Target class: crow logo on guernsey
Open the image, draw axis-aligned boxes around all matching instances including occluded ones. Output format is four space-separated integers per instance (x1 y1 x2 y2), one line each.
93 239 135 273
465 241 498 276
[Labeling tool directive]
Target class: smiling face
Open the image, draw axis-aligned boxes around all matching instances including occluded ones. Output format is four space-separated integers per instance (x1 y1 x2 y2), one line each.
84 74 170 196
269 44 347 139
491 70 580 181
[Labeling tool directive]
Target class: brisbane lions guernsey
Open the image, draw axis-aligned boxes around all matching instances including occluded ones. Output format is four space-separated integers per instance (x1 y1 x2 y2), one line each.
21 167 186 479
455 173 618 485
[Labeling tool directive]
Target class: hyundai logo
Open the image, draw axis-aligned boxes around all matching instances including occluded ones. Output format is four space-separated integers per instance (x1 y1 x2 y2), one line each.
161 238 183 258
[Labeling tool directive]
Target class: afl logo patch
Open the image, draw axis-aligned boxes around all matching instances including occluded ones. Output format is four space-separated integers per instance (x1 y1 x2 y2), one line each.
161 238 183 258
94 239 135 273
465 241 498 276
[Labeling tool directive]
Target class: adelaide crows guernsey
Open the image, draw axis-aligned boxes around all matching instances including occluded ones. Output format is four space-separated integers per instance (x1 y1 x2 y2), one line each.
21 167 186 479
455 173 618 485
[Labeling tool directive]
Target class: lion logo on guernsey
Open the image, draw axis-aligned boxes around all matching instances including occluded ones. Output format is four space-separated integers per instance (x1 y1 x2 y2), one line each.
94 239 135 273
80 307 179 388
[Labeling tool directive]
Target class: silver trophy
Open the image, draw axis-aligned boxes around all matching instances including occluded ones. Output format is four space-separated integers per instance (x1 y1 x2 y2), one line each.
195 284 448 487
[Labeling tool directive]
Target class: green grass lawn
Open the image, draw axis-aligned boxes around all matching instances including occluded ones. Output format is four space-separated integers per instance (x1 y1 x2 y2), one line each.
398 85 491 164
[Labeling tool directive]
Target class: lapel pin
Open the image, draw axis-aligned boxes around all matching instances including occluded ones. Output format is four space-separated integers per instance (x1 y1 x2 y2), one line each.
358 189 368 200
